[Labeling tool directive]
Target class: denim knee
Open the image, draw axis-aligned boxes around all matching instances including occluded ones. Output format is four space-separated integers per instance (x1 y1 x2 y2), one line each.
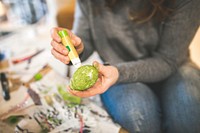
101 83 161 133
161 63 200 133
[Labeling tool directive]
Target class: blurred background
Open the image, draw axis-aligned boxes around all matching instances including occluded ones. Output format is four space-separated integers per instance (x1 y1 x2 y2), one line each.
0 0 78 75
0 0 76 31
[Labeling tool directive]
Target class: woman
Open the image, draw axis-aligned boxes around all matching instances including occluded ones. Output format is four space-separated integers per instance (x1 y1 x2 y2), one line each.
50 0 200 132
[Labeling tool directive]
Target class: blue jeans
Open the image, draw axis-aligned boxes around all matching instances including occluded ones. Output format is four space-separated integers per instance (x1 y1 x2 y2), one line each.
101 62 200 133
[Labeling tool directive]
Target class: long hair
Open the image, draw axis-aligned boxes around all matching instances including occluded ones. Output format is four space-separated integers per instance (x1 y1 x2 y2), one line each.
105 0 174 23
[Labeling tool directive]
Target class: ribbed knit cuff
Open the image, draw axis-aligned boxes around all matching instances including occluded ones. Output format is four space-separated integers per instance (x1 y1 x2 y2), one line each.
114 64 127 84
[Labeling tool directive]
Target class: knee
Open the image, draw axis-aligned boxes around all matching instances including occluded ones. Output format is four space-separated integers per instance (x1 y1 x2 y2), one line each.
179 63 200 89
103 83 158 108
161 63 200 133
162 86 200 133
162 63 200 102
101 83 161 133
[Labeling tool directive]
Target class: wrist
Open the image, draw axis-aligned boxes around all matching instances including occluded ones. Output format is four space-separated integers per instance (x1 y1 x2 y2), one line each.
109 65 119 86
103 62 119 85
114 66 119 84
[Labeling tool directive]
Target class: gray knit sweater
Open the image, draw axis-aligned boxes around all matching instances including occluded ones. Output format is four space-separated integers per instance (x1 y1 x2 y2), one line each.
72 0 200 83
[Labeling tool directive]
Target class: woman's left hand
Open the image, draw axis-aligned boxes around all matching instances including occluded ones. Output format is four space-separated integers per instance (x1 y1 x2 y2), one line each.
67 61 119 98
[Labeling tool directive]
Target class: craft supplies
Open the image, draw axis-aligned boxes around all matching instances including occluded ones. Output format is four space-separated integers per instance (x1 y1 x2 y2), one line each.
0 72 10 100
44 95 53 106
70 65 98 91
0 48 11 70
34 73 43 81
23 64 52 88
12 49 44 64
57 85 81 105
58 30 82 68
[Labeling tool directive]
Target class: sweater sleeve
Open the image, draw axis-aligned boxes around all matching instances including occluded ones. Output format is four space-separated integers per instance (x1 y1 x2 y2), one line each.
115 0 200 83
72 0 94 61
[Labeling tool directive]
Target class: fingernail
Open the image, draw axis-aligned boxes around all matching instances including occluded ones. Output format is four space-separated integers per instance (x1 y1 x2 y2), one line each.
71 40 75 45
93 62 99 70
57 37 61 42
75 37 81 44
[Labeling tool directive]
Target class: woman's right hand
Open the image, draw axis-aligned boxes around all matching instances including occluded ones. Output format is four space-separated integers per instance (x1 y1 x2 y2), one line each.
50 27 84 64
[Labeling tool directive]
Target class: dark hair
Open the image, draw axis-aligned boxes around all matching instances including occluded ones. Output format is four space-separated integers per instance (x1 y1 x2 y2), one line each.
105 0 174 23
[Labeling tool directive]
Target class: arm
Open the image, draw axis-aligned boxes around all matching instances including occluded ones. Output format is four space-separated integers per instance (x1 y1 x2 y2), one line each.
67 0 200 98
50 0 94 65
116 0 200 83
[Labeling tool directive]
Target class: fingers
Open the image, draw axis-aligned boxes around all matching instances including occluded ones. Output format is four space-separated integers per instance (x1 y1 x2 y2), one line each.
67 85 104 98
51 27 82 46
69 32 83 53
71 34 82 47
51 40 68 55
50 27 64 42
50 27 84 54
50 27 82 64
93 61 109 78
67 87 92 98
65 62 119 98
51 39 70 64
67 77 108 98
51 48 70 64
50 27 73 42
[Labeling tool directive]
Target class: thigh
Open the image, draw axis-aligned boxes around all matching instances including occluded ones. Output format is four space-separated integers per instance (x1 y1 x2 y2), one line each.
161 62 200 133
101 82 161 133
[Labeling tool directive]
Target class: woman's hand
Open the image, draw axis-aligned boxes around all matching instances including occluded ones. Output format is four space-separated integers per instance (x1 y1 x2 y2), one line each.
50 27 84 64
68 61 119 98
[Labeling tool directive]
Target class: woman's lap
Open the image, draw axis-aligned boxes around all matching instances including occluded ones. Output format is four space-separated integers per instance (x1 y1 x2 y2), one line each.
101 62 200 133
160 62 200 133
101 83 161 133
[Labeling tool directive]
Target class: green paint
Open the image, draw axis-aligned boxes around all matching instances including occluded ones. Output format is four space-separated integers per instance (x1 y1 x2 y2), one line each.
6 116 22 124
34 73 43 81
58 30 69 38
70 65 98 91
66 45 71 51
57 86 81 105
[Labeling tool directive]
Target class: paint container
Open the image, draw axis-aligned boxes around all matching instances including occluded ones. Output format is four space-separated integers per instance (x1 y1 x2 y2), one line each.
58 30 82 68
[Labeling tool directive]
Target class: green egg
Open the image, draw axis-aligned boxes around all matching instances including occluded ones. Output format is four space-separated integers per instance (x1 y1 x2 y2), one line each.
70 65 98 91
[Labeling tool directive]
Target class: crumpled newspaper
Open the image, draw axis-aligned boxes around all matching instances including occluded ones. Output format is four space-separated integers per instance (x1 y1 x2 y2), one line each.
14 69 121 133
